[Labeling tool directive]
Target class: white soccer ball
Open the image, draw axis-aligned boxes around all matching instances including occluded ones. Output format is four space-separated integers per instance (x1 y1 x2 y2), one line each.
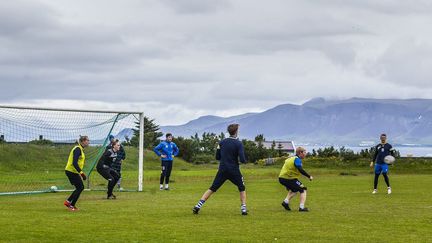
384 155 395 164
50 186 58 192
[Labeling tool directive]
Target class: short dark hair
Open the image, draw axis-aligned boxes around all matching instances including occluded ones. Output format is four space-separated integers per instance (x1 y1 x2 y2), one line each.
79 135 89 143
380 133 387 137
227 124 239 136
166 133 172 138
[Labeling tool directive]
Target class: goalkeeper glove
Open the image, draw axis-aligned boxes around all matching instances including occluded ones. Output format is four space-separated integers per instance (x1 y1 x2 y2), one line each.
80 172 87 180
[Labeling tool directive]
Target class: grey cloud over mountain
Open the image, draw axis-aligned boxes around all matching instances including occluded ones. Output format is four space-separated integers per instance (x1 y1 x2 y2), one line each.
1 0 432 125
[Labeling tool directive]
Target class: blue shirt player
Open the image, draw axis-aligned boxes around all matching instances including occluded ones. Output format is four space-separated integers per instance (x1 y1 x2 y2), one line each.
192 124 248 215
153 133 179 190
370 133 395 194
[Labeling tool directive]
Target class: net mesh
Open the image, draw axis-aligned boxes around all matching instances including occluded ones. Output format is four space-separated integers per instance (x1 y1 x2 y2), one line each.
0 106 141 195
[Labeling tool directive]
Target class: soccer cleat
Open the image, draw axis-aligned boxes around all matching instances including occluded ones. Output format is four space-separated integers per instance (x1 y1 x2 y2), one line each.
372 189 377 194
387 187 392 194
299 207 309 212
164 187 170 190
281 201 291 211
64 200 71 208
68 206 79 211
241 205 248 215
107 194 117 199
160 186 164 190
192 206 200 214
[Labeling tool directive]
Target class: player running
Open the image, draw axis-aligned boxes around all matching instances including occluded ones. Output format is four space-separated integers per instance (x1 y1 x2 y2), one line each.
370 133 395 194
192 124 248 215
278 147 313 212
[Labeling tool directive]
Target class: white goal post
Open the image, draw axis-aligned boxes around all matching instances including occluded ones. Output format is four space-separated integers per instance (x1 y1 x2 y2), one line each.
0 105 144 195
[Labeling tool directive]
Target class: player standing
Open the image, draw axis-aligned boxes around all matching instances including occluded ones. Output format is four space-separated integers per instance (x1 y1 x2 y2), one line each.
370 133 395 194
153 133 179 190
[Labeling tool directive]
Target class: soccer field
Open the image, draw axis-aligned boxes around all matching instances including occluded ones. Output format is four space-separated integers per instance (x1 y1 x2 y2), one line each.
0 169 430 242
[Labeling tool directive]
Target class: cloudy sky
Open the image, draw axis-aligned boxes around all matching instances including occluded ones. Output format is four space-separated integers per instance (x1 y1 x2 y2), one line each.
1 0 432 125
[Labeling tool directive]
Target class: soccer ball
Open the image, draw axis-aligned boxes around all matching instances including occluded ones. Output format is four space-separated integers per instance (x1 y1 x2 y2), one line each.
50 186 58 192
384 155 395 164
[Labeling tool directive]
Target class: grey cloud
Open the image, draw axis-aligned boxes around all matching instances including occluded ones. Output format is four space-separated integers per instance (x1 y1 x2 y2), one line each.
367 39 432 88
307 0 432 15
0 1 57 35
159 0 231 14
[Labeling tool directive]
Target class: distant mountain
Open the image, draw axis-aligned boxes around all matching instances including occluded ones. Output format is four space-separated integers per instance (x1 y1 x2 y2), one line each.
114 128 134 141
161 98 432 145
161 113 257 138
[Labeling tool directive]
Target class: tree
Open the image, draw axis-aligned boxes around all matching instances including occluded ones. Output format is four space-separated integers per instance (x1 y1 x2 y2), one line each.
242 139 259 163
277 142 284 157
254 134 267 159
173 136 200 162
200 132 220 154
130 116 163 149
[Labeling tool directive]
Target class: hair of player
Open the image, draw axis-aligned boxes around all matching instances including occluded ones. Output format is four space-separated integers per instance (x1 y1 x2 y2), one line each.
296 146 306 155
166 133 172 138
227 124 239 136
79 135 89 144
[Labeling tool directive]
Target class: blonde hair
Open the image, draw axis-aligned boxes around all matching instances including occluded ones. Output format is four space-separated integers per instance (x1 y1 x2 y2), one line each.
296 146 306 156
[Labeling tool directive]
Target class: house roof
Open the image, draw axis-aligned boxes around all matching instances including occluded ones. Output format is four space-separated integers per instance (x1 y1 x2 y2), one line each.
260 141 295 151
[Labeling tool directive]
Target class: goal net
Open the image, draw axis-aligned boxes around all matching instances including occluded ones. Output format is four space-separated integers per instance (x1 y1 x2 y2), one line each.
0 105 144 195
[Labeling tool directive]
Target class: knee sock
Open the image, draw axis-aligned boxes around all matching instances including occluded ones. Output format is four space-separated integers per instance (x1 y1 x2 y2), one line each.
374 174 379 189
195 199 205 209
383 173 390 187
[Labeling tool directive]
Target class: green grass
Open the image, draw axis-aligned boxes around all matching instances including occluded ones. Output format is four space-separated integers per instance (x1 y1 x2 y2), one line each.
1 144 431 241
0 168 431 242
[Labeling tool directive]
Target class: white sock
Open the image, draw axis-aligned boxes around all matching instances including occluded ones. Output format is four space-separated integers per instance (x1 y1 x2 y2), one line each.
299 203 305 209
165 184 169 189
160 184 163 189
284 199 289 204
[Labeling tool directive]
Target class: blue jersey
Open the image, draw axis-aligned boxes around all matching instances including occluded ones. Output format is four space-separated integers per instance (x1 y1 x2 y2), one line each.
216 137 246 170
372 143 394 164
153 141 179 161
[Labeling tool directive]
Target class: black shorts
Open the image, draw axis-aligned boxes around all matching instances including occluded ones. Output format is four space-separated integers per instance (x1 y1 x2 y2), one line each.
209 168 245 192
279 178 307 193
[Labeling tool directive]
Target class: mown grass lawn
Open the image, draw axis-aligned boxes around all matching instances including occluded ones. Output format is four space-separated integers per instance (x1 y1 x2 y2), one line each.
0 169 431 242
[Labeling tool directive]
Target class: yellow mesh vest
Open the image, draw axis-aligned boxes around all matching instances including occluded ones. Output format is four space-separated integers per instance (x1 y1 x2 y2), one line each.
65 144 85 174
279 156 301 179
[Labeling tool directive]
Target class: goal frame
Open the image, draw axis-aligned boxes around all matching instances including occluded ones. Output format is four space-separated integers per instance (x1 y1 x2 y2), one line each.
0 104 145 193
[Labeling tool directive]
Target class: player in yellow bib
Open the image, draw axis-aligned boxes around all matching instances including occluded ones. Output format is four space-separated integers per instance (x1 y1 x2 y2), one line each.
64 136 89 211
278 147 313 212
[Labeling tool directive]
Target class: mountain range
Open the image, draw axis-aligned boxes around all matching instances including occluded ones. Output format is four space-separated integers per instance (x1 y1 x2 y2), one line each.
160 98 432 145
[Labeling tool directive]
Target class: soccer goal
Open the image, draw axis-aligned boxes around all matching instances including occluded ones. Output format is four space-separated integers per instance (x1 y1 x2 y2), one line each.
0 105 144 195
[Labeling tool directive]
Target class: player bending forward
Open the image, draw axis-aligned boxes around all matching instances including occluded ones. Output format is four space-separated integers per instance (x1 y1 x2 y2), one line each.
278 147 313 212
